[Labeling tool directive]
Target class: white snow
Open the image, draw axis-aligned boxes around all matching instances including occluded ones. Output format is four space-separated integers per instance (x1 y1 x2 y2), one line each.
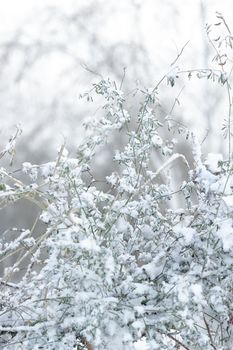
205 153 223 173
79 238 100 252
216 219 233 252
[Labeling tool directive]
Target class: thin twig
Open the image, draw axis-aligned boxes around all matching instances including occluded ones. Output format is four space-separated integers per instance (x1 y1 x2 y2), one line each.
203 315 217 350
120 67 126 90
170 40 190 66
167 333 191 350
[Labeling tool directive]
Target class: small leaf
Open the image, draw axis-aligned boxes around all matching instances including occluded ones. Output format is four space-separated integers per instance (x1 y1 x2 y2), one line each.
0 183 6 191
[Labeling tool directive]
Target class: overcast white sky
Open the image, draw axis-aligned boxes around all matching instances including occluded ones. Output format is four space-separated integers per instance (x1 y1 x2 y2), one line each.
0 0 73 37
0 1 230 35
0 1 231 44
0 0 32 37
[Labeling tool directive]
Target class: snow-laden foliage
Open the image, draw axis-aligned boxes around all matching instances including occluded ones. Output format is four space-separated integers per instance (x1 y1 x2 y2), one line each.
0 77 233 350
1 16 233 349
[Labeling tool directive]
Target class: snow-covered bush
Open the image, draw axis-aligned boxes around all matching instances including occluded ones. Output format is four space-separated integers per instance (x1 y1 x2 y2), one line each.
1 15 233 350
